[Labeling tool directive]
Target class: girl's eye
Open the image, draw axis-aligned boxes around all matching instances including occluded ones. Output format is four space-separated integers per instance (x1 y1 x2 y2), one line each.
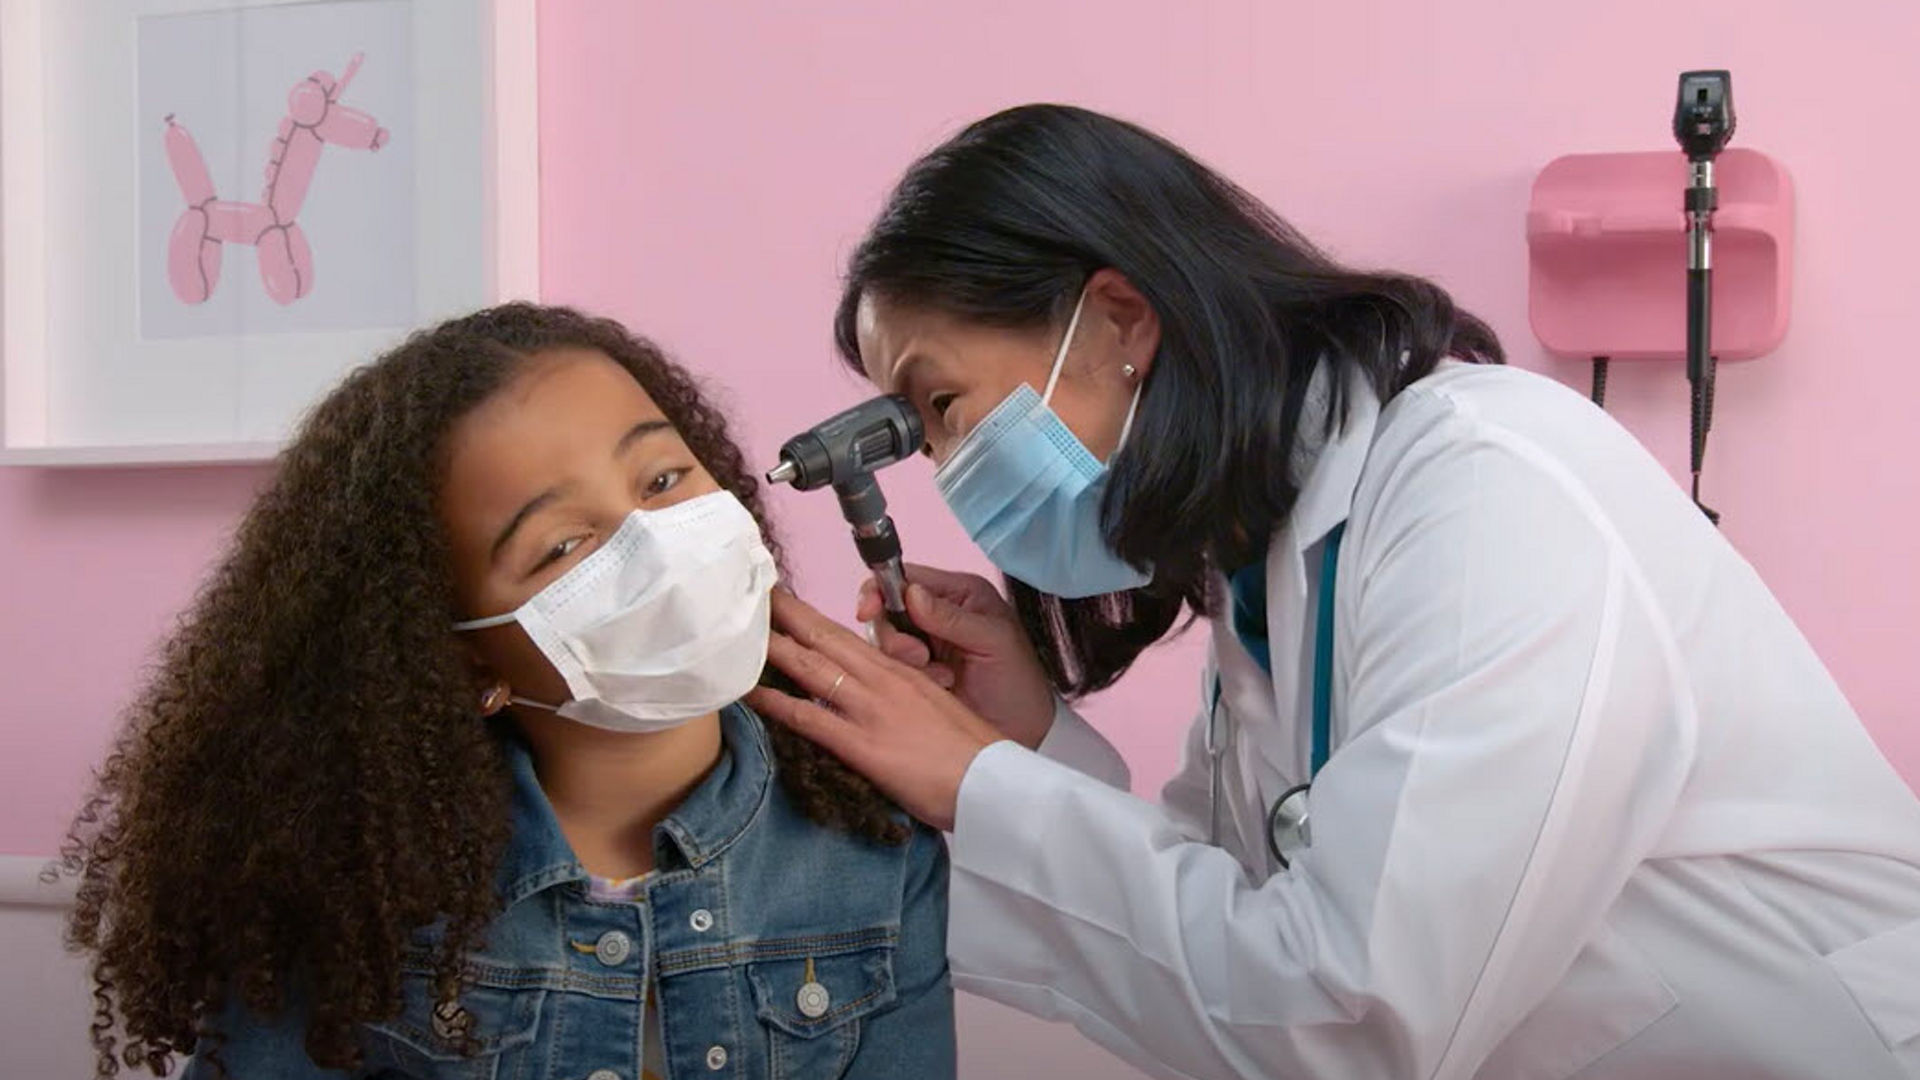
646 468 688 498
537 536 585 570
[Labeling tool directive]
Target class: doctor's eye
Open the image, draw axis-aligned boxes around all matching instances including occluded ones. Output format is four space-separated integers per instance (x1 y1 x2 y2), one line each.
928 391 958 419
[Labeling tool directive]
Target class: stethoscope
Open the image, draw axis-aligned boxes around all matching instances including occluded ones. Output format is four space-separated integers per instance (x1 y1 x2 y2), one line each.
1206 522 1344 869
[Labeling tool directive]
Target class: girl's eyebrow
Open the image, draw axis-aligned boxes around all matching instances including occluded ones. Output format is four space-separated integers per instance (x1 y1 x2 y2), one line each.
491 486 566 563
614 419 672 456
491 421 673 564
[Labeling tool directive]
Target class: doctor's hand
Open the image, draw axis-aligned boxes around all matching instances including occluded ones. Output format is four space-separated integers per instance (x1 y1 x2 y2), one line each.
748 590 1005 832
857 564 1056 750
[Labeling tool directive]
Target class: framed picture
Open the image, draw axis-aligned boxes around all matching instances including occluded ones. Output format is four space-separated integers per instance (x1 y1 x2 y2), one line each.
0 0 538 465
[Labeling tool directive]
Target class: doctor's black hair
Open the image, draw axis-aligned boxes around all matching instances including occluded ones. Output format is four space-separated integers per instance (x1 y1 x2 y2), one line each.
834 104 1503 695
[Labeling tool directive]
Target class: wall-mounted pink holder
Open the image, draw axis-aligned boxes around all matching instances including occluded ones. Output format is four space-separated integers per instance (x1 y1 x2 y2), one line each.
1528 149 1793 361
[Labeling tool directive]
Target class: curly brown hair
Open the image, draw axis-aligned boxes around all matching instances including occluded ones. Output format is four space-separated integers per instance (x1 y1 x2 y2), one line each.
54 303 903 1078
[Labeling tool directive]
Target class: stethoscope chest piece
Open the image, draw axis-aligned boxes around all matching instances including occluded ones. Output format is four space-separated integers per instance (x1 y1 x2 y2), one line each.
1266 782 1313 868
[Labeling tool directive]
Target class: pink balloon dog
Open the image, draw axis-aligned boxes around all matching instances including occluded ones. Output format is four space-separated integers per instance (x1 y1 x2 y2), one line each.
164 53 389 306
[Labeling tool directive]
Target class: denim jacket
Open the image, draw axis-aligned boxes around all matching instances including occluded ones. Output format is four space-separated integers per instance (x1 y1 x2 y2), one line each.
185 704 955 1079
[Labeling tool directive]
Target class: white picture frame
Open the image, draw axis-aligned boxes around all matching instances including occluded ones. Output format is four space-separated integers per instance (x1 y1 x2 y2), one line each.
0 0 538 466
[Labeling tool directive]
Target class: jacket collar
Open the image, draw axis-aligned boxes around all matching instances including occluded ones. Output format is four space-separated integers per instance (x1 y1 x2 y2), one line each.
1284 358 1381 556
1232 361 1381 783
497 703 773 906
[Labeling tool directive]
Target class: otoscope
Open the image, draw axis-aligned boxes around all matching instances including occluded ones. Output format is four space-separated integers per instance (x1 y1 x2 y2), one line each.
1675 70 1735 525
765 395 931 647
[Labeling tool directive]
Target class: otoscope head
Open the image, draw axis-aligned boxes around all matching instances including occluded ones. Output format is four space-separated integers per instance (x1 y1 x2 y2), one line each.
1675 70 1735 162
764 393 923 492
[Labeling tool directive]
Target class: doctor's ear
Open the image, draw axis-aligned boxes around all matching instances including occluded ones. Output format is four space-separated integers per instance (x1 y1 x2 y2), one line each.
1083 268 1161 381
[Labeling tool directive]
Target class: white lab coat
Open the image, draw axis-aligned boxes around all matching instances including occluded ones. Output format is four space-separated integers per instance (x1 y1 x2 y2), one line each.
948 362 1920 1080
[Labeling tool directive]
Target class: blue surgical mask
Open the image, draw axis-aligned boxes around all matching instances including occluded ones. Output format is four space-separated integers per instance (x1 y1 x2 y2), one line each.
934 288 1151 598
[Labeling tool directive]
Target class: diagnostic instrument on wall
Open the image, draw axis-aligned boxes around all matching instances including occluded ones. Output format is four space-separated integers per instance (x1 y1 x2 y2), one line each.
1527 69 1794 527
766 395 931 647
1674 70 1735 523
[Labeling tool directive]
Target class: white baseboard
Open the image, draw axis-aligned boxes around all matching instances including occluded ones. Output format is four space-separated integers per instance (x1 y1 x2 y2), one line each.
0 854 97 1078
0 854 75 909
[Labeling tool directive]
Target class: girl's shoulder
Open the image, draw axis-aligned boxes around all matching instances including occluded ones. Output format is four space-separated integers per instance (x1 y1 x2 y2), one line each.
745 756 946 908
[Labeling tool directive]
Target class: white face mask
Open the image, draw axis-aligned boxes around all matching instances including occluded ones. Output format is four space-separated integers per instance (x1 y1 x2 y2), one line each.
454 491 778 733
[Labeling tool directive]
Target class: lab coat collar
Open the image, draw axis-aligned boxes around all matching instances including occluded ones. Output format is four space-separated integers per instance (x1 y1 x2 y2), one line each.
1284 360 1382 555
1243 360 1382 788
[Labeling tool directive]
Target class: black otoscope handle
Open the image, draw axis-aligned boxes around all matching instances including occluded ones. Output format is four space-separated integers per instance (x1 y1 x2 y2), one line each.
1685 180 1718 391
837 474 933 649
1687 266 1711 387
885 605 932 649
853 516 931 648
1684 165 1722 525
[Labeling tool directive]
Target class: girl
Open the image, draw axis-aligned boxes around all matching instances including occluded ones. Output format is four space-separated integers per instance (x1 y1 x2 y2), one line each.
58 303 954 1079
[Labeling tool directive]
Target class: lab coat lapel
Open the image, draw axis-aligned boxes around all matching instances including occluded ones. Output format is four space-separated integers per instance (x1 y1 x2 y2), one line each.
1254 366 1382 784
1252 522 1310 785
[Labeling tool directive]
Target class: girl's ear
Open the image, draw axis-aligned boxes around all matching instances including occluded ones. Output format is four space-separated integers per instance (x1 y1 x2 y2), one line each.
479 681 511 717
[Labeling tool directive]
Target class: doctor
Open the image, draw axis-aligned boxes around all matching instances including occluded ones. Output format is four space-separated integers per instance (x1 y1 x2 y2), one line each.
748 105 1920 1079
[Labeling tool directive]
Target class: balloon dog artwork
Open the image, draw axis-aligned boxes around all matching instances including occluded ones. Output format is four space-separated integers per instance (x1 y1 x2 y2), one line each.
138 2 416 340
0 0 520 459
163 54 390 308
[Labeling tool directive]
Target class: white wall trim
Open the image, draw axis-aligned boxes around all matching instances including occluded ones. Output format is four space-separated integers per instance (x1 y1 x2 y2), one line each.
0 855 75 909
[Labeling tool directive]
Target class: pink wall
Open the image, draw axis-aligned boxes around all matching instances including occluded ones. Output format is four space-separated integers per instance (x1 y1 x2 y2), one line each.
4 0 1916 869
532 0 1920 801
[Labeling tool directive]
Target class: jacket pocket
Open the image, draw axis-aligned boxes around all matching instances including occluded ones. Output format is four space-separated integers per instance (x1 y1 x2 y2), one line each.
1825 916 1920 1055
362 976 544 1080
748 945 896 1079
1478 925 1677 1080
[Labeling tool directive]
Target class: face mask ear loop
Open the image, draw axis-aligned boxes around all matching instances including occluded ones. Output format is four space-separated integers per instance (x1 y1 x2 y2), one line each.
453 611 518 633
1113 379 1145 459
1040 287 1091 407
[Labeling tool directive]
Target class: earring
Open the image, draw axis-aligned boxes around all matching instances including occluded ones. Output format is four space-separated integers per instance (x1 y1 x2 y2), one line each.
479 684 510 714
1121 363 1138 381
